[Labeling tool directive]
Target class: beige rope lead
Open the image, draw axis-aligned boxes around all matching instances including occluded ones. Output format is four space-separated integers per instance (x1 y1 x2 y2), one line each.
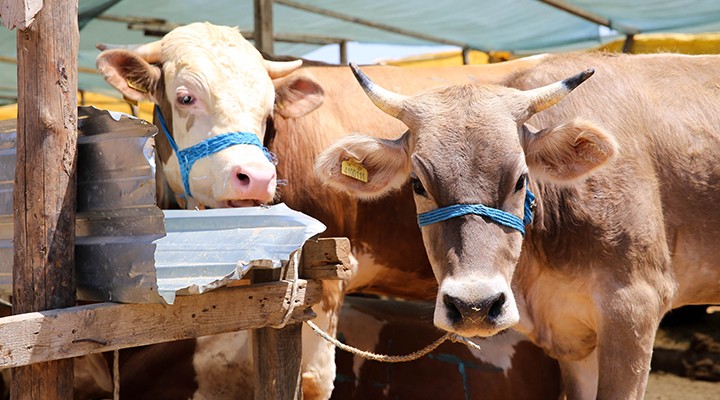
275 246 482 362
305 319 482 363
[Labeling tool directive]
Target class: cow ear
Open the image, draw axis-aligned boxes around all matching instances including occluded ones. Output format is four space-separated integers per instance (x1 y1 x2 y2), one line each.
96 49 161 103
315 132 412 199
274 75 324 118
522 119 618 183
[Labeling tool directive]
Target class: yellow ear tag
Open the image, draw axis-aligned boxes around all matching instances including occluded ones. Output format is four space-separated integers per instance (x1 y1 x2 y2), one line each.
126 79 148 93
341 159 368 183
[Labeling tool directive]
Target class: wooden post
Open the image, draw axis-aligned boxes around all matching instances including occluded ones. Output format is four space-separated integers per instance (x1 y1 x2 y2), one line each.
251 260 303 400
11 0 78 399
339 40 348 65
622 34 635 53
461 46 471 65
254 0 274 55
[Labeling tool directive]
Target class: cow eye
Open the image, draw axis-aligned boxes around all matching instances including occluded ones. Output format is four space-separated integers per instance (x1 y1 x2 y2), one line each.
177 95 195 106
410 177 426 196
514 173 527 192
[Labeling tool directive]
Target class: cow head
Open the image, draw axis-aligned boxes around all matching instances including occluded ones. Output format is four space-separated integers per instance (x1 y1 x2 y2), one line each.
96 22 324 208
315 65 617 337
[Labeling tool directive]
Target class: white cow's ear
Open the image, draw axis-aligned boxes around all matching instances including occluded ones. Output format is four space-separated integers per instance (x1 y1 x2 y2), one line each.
315 131 412 200
274 76 324 118
522 119 618 183
96 49 161 103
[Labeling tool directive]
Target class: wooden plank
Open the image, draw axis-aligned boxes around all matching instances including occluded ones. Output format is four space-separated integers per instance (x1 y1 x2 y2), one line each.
11 0 78 399
301 238 352 280
252 253 303 400
254 0 274 55
0 280 321 370
0 0 43 30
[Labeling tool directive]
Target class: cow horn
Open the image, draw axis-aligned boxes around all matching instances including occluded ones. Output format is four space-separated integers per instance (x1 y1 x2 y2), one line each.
350 63 408 118
264 59 303 79
97 41 163 64
525 68 594 114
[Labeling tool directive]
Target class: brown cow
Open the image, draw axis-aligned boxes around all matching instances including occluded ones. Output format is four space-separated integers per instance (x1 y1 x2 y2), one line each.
315 52 720 399
92 22 555 399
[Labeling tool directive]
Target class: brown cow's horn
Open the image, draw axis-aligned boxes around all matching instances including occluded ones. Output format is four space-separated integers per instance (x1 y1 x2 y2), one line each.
525 68 594 114
350 63 408 118
264 59 303 79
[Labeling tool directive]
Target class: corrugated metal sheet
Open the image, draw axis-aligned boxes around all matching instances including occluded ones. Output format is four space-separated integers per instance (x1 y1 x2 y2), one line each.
156 205 325 303
0 106 165 303
0 107 326 304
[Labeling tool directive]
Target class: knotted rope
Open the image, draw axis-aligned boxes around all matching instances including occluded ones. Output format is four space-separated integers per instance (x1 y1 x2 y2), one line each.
306 319 482 363
272 247 482 362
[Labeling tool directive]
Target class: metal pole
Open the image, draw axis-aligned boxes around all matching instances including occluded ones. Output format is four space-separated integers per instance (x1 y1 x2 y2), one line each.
538 0 640 35
275 0 480 51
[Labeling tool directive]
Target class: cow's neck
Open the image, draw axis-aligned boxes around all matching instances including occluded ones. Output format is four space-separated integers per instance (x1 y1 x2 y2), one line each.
269 114 437 299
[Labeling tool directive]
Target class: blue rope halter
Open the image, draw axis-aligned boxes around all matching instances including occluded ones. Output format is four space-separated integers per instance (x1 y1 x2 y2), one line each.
154 105 275 198
417 186 536 236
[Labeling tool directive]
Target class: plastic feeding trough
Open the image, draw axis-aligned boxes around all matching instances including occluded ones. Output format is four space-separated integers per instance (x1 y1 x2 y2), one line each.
0 107 325 304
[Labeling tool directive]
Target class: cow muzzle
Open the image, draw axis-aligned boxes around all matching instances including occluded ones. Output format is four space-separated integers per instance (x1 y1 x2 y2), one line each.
434 275 519 337
221 153 277 207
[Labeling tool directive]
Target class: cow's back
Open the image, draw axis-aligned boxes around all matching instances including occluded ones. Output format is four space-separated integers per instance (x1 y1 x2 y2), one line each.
509 52 720 307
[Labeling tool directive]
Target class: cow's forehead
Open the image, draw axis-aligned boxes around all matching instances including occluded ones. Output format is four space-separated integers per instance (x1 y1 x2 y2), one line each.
407 84 528 200
411 85 525 159
160 23 266 80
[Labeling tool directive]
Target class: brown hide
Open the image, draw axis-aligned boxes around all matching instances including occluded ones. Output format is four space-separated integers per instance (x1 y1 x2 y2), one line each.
271 60 544 298
332 296 561 400
506 52 720 307
314 52 720 399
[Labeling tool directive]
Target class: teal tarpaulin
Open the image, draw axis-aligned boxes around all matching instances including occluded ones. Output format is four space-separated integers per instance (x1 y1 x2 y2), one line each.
1 0 720 104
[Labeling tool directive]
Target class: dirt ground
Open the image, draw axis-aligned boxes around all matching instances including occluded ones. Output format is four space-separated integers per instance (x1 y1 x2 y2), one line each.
644 306 720 399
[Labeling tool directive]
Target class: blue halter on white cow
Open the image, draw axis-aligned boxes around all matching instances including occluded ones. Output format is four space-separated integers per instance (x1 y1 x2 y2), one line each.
417 185 536 235
154 105 275 198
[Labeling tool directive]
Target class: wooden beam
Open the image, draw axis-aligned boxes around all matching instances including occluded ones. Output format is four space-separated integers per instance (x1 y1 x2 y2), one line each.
96 14 349 46
0 280 321 370
0 0 43 30
0 55 100 74
538 0 640 35
12 0 78 398
254 0 274 55
301 238 352 280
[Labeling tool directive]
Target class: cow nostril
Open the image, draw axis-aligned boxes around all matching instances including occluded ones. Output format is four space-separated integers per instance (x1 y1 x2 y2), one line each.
236 172 249 185
443 294 462 323
488 292 505 320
